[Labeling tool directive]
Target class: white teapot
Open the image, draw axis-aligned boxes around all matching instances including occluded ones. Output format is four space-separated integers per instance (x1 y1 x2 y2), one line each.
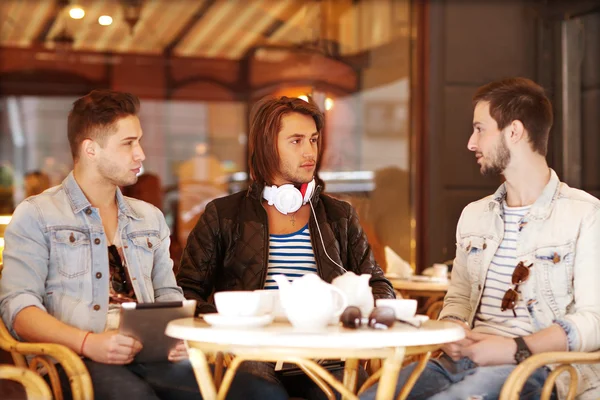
273 274 347 330
331 272 374 316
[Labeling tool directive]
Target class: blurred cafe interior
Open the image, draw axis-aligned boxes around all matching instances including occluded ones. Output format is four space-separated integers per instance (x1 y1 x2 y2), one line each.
1 0 599 274
0 0 599 397
0 0 598 270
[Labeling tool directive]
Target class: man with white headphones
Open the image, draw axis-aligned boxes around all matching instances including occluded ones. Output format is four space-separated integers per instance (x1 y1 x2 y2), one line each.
177 95 395 399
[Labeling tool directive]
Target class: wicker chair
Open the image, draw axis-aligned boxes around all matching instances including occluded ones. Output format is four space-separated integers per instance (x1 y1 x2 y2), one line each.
0 263 93 400
500 350 600 400
0 365 53 399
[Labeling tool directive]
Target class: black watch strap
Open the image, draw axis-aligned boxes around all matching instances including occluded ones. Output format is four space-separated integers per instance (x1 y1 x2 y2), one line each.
513 336 532 364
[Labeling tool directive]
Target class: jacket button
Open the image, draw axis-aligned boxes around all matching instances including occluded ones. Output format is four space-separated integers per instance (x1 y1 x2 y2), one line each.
69 233 75 243
96 272 102 279
94 238 101 245
147 240 153 249
483 243 487 250
93 304 100 311
478 284 482 291
553 253 561 264
85 209 92 215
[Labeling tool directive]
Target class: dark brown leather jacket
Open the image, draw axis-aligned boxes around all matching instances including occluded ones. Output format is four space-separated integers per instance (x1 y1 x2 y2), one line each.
177 182 395 314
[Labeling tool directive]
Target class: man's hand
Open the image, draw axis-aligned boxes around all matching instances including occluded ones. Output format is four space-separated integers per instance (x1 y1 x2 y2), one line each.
440 319 473 360
461 331 517 366
168 341 188 362
82 330 143 365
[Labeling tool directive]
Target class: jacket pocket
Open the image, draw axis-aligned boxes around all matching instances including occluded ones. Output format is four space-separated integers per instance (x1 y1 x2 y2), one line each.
128 232 160 279
533 242 574 315
460 235 487 283
50 228 91 278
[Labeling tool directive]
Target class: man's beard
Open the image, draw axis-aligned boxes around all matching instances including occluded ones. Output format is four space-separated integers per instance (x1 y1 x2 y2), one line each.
481 136 510 176
281 171 311 185
279 162 315 185
97 157 138 187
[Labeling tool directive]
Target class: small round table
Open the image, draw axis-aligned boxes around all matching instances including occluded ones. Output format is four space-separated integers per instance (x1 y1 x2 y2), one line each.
166 318 464 400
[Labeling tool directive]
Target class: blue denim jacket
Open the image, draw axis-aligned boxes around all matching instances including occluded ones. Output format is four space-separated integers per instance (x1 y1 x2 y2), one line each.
0 172 184 339
440 169 600 399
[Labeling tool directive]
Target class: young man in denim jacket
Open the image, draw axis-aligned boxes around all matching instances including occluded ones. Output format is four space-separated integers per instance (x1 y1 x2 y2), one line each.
362 78 600 400
0 90 270 400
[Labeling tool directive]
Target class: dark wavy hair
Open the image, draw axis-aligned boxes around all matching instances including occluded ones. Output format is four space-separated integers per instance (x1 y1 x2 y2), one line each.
248 96 325 185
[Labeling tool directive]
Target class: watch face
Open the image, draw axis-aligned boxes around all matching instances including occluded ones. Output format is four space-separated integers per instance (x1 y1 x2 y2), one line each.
515 349 531 363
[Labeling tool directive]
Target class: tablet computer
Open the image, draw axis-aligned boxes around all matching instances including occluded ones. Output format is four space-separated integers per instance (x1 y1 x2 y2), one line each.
119 300 196 363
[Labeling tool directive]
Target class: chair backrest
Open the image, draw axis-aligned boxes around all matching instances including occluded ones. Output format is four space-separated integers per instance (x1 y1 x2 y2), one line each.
0 268 27 367
0 319 27 367
0 365 52 399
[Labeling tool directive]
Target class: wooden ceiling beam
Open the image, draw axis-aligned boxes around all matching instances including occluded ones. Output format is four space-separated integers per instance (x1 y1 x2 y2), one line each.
241 1 307 59
163 0 217 55
35 0 68 44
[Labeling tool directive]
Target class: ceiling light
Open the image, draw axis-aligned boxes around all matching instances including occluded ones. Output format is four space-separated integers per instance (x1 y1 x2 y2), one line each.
325 97 334 111
98 15 113 26
69 7 85 19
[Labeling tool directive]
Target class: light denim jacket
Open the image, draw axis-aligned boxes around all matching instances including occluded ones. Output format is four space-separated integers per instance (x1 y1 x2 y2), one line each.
439 169 600 399
0 172 184 339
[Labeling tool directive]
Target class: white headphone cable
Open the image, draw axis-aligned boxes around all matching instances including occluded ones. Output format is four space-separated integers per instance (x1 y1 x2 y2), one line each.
309 198 347 273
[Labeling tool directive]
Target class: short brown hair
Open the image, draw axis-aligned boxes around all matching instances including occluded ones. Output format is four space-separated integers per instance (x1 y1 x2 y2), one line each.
68 89 140 161
248 96 325 185
473 77 553 156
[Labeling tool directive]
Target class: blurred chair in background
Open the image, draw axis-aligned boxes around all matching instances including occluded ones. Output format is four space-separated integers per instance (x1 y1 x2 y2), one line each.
24 171 51 198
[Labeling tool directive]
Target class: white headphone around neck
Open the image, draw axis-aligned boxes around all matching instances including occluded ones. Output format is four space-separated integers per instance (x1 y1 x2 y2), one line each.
262 179 316 215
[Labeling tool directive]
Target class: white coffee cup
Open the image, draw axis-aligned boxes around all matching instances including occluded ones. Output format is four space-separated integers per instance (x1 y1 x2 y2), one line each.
433 263 449 280
253 290 277 316
214 291 273 317
375 299 418 319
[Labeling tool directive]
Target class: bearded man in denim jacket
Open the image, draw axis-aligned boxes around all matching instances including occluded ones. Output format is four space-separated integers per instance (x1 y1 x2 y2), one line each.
362 78 600 400
0 90 271 400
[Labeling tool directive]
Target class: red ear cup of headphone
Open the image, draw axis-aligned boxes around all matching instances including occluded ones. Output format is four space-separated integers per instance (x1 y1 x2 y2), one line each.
300 183 308 198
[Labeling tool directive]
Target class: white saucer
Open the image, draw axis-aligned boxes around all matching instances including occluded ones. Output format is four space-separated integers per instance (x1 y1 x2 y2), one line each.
408 314 429 323
397 314 429 325
203 314 274 329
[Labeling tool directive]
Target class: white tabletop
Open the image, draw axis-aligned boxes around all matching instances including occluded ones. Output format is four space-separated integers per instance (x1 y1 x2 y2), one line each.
166 318 464 350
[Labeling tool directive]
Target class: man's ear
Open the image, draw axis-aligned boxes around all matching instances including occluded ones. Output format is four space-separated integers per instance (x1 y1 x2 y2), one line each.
508 119 525 144
81 138 97 159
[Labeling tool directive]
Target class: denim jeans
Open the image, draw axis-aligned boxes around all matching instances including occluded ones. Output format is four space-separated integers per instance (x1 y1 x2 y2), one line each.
360 355 554 400
237 361 369 400
52 359 287 400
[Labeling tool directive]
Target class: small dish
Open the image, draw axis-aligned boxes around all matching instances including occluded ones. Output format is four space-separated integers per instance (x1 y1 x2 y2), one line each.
203 314 274 329
396 314 429 328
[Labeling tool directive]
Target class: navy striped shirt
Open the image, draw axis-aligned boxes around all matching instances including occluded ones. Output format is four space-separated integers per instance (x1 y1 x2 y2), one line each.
264 224 318 290
473 202 533 337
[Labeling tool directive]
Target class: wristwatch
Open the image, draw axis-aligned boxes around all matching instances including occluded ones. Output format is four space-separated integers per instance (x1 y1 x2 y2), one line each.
513 336 532 364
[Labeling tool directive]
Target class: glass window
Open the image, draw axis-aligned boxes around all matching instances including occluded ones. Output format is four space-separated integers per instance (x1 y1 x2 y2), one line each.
0 0 416 272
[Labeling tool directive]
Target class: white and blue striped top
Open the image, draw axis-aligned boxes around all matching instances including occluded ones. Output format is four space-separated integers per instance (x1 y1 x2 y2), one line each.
473 202 533 338
264 223 318 290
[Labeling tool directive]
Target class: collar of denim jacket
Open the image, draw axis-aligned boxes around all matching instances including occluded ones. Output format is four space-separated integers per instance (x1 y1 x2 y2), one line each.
487 168 560 221
115 187 142 220
63 171 141 220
